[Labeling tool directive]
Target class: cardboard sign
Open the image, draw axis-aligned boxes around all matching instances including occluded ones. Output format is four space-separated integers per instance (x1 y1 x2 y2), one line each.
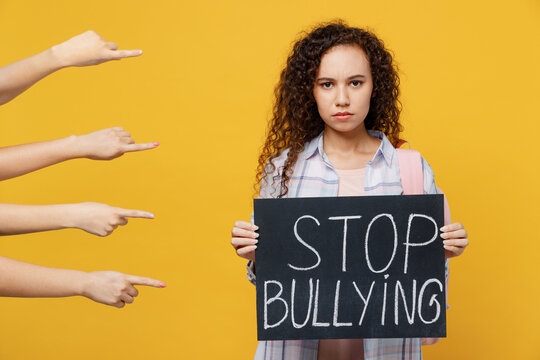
254 195 446 340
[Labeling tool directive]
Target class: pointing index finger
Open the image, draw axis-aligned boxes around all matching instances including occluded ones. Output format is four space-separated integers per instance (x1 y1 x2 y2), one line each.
119 208 155 219
109 49 143 59
123 142 159 153
126 275 166 288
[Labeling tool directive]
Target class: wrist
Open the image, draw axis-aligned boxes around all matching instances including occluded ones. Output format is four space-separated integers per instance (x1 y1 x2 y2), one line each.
75 271 92 297
41 47 69 71
62 134 86 159
59 203 82 229
47 45 71 69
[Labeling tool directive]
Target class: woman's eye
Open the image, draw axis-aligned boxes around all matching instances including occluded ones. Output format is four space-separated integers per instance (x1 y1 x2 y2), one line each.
321 82 333 89
350 80 363 87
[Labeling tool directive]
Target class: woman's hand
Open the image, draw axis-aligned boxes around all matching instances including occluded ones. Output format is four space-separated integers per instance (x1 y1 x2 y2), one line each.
69 202 154 237
441 222 469 258
73 127 158 160
50 30 142 68
231 220 258 262
81 271 165 308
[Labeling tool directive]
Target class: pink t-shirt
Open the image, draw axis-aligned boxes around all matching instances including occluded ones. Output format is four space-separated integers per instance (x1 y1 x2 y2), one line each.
318 167 366 360
335 167 366 196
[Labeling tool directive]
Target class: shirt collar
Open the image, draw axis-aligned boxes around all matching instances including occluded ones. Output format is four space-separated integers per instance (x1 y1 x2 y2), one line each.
367 130 395 166
298 129 395 166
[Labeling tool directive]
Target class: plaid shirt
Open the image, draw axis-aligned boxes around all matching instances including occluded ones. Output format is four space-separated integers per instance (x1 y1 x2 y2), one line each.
248 130 449 360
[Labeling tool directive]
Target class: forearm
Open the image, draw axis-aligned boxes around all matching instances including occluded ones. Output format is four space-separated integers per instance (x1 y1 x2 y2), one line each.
0 203 78 235
0 256 86 298
0 136 80 181
0 48 63 106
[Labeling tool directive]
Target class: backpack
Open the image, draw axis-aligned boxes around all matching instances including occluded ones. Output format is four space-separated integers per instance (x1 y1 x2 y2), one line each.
396 147 450 346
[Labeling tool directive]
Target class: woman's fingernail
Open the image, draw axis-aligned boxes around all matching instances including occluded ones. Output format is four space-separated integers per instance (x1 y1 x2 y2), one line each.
153 142 160 147
254 232 259 238
252 225 259 230
253 239 259 244
440 233 448 239
159 282 167 288
443 240 449 245
443 245 450 250
440 226 448 232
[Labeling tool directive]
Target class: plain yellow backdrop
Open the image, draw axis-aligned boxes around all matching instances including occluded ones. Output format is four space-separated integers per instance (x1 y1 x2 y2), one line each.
0 0 538 359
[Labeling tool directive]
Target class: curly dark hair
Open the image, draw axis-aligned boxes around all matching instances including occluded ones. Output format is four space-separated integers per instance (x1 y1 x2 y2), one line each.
256 20 403 198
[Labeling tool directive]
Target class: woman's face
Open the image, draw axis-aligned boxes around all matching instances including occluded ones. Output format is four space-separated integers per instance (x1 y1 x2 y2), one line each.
313 44 373 134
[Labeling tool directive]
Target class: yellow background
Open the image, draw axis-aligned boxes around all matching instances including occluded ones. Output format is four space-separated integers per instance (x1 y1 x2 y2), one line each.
0 0 538 359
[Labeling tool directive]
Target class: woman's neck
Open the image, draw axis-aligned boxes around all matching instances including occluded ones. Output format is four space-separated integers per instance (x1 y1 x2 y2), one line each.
322 125 381 170
323 125 379 153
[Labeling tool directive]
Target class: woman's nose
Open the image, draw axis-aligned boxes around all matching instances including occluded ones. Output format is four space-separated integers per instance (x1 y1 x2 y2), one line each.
335 86 350 107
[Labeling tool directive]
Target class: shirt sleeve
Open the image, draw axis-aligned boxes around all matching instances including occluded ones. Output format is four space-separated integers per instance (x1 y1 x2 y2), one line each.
421 156 450 310
247 259 256 285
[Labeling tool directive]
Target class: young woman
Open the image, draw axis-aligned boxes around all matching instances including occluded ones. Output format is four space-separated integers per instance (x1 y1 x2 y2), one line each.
230 21 469 360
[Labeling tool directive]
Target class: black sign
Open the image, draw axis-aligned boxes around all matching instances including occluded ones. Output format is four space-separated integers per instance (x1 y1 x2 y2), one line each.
254 195 446 340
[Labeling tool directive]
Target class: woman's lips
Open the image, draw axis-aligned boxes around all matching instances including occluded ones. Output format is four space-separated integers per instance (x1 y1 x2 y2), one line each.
333 112 353 120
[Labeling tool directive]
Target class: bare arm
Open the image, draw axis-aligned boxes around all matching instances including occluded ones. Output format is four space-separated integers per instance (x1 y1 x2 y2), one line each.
0 256 165 308
0 127 158 181
0 135 77 181
0 30 142 106
0 202 154 237
0 48 60 105
0 256 87 297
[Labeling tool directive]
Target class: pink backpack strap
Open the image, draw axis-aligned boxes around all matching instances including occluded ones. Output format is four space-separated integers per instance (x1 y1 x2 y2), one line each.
396 148 451 225
396 149 424 195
